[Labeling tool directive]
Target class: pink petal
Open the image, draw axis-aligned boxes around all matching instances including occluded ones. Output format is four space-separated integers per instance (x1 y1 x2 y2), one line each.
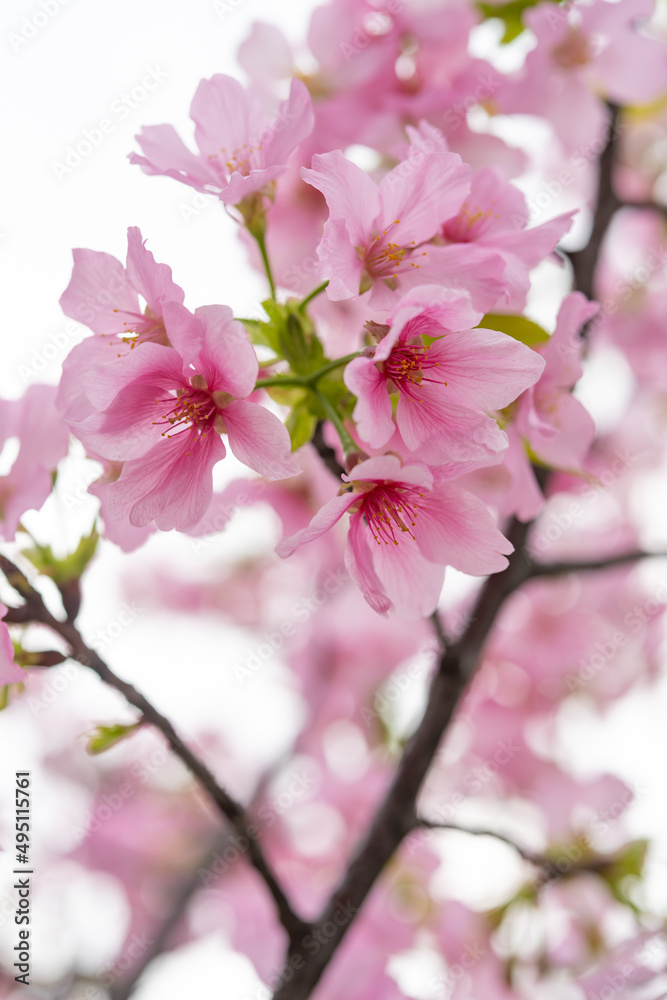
315 219 365 300
0 616 27 686
194 305 258 398
414 483 513 575
345 357 394 448
275 491 358 558
107 430 226 531
222 400 299 480
345 512 394 616
161 301 205 367
370 523 445 618
409 243 507 313
81 342 185 411
425 329 546 409
262 79 314 167
301 151 380 247
60 248 139 335
125 227 185 317
191 74 262 162
396 385 507 461
347 455 433 491
130 124 219 192
379 151 471 248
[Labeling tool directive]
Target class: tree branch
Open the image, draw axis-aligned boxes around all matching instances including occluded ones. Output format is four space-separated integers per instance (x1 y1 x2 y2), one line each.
528 549 667 580
568 102 621 303
413 819 617 881
0 555 309 947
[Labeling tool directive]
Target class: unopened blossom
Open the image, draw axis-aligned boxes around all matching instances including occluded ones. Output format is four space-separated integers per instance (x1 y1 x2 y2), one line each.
345 285 545 463
1 385 70 540
1 606 26 686
130 75 314 206
302 147 508 311
277 455 512 617
70 306 299 532
59 227 199 422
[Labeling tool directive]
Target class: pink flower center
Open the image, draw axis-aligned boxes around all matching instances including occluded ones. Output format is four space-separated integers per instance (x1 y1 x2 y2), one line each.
363 220 428 281
107 308 167 353
152 385 218 442
381 343 444 401
208 142 262 180
355 482 424 546
552 27 591 70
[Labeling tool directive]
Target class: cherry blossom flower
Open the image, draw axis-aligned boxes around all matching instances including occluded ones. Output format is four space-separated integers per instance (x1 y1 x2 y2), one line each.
441 166 576 310
345 285 546 463
277 455 512 617
70 306 298 532
302 146 509 311
130 75 314 206
59 227 199 423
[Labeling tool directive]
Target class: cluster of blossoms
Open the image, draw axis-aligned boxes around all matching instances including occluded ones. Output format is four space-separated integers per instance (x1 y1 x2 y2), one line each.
3 0 667 998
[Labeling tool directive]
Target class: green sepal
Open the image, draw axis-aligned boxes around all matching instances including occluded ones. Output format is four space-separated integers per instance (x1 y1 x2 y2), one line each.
23 526 99 586
85 721 143 755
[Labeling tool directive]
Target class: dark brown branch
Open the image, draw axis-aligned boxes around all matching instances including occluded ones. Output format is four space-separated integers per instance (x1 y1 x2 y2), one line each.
272 516 533 1000
528 549 667 580
311 420 345 478
569 103 621 303
413 819 616 882
0 555 309 947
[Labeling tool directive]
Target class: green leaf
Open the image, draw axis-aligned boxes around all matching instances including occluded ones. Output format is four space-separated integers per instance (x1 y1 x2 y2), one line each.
287 403 318 452
23 526 99 586
85 722 143 755
480 313 550 346
477 0 541 43
598 839 649 912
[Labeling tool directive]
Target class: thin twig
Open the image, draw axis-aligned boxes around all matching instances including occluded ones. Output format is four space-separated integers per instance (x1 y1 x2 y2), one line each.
0 555 309 946
528 549 667 580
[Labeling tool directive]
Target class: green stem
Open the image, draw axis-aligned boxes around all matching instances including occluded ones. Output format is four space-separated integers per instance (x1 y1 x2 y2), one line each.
254 352 361 392
255 375 311 390
298 281 329 313
255 229 276 301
